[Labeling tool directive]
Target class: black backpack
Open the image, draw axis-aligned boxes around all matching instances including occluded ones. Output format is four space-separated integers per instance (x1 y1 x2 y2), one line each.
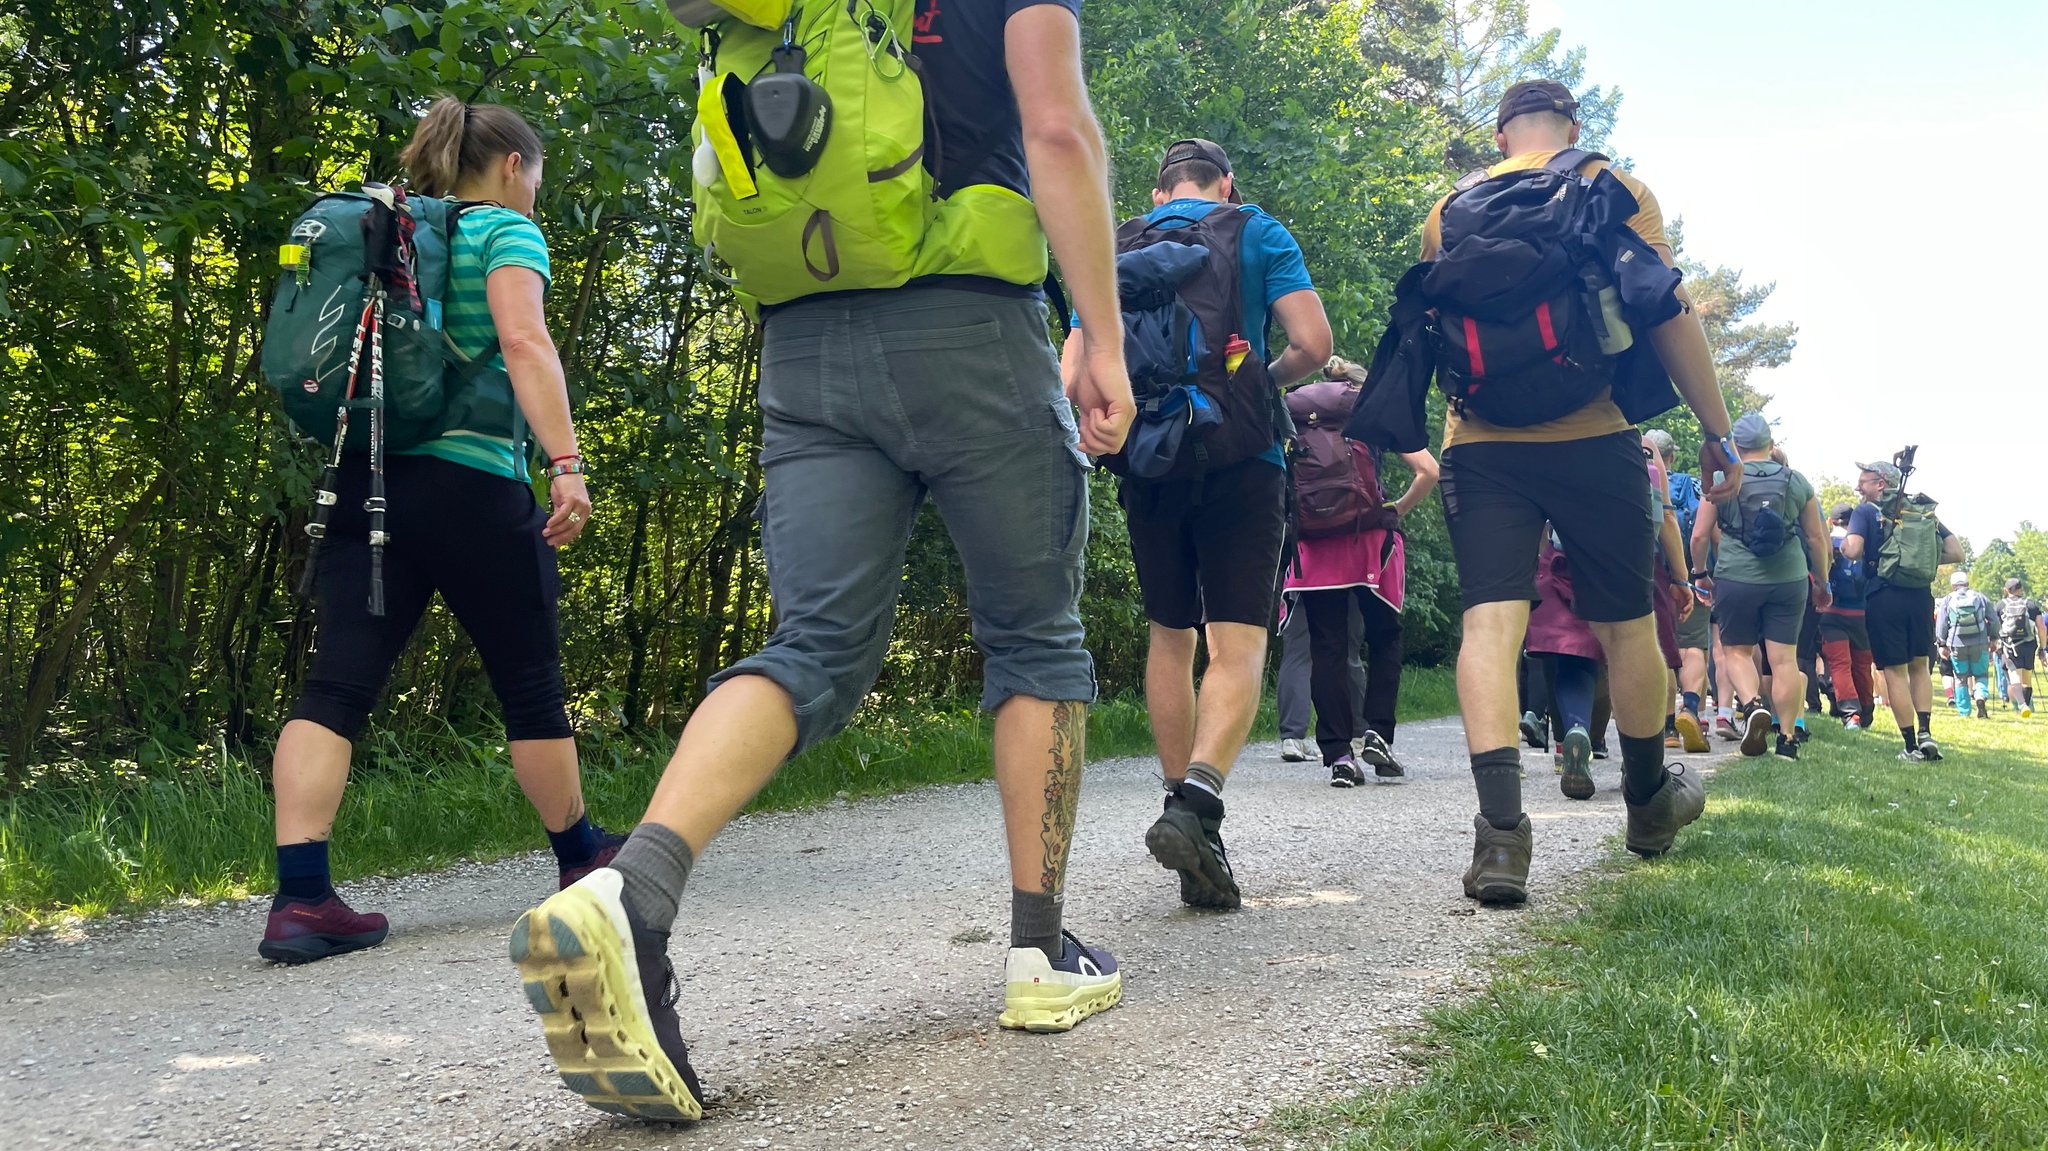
1424 149 1636 427
1101 204 1286 481
1719 464 1795 558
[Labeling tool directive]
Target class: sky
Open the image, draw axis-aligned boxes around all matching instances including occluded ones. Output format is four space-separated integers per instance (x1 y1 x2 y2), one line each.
1527 0 2048 549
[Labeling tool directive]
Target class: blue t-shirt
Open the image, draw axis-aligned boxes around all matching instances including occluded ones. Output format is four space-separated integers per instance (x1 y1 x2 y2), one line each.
1090 198 1315 466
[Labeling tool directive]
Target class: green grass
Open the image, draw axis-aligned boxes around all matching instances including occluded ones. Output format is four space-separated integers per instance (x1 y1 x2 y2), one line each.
1278 706 2048 1149
0 666 1458 936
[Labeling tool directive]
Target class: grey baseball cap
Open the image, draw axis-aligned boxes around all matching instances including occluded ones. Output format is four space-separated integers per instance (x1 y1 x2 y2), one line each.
1856 460 1903 489
1731 412 1773 450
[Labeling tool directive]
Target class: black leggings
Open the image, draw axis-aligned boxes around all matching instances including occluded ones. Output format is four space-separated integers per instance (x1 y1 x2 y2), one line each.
290 454 571 743
1301 587 1404 765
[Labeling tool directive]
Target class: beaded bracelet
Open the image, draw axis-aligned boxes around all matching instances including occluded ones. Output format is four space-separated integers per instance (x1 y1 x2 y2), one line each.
546 457 588 479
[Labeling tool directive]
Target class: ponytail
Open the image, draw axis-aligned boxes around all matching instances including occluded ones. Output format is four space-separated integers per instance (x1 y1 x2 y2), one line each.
1325 356 1368 384
399 96 544 197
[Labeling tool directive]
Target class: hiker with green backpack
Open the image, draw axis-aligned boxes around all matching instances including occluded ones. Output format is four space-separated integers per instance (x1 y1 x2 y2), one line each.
508 0 1135 1124
1842 452 1965 761
1936 570 1997 720
257 99 615 963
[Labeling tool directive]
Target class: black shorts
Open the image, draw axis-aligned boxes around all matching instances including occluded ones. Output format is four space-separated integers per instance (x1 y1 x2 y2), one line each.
1866 584 1936 669
2006 641 2040 671
1440 431 1656 621
1818 611 1871 651
1121 457 1287 629
1712 578 1807 648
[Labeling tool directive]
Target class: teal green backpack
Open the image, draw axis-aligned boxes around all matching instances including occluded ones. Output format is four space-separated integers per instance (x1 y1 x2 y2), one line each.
1877 492 1942 587
261 189 494 449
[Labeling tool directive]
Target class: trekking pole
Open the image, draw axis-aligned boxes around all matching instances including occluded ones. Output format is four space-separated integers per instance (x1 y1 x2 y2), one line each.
364 281 390 618
298 289 377 603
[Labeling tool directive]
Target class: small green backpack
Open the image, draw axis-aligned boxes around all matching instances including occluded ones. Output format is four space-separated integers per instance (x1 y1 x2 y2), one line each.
261 191 493 449
679 0 1048 309
1877 492 1941 587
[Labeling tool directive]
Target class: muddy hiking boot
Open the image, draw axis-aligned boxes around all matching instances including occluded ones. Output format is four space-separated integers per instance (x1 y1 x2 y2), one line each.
258 894 389 964
1625 762 1706 859
1146 788 1241 910
999 929 1123 1033
1559 725 1596 801
511 869 704 1123
1463 814 1532 905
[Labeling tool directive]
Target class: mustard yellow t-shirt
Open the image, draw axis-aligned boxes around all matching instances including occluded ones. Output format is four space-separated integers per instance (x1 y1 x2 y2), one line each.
1420 151 1669 450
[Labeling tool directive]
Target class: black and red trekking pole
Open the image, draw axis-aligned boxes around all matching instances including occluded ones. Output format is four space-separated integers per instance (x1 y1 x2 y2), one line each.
298 290 378 604
359 183 406 617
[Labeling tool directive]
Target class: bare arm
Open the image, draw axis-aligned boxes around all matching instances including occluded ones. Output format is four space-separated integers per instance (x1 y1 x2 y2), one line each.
1841 531 1866 562
1390 448 1439 517
1659 507 1687 584
487 265 589 547
1266 288 1333 387
1940 529 1965 565
1648 242 1737 502
1008 6 1130 455
1690 501 1719 575
1800 498 1832 607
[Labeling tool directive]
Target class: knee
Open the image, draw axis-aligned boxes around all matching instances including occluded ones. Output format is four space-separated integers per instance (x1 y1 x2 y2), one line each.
1203 622 1269 672
1150 624 1200 665
291 683 376 743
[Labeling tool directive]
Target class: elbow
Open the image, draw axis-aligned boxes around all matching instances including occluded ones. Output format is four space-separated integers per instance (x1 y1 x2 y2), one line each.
500 328 558 366
1300 326 1334 368
1021 119 1101 164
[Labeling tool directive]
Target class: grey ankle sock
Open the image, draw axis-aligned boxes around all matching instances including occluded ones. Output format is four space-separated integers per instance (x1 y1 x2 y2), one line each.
1183 761 1226 797
1470 747 1523 830
1010 888 1063 957
609 823 695 935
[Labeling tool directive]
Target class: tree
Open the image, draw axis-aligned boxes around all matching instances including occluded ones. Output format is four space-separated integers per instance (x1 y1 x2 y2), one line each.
1641 221 1798 466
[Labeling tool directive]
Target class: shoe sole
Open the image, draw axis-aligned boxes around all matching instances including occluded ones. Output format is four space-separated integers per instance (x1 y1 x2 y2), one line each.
1676 712 1710 754
1740 712 1772 757
257 928 387 965
1715 724 1740 742
1279 749 1308 763
1559 730 1595 801
1519 717 1546 750
1918 739 1942 761
509 886 702 1123
1463 877 1527 905
1330 770 1365 789
999 973 1124 1033
1144 814 1241 910
1357 743 1405 782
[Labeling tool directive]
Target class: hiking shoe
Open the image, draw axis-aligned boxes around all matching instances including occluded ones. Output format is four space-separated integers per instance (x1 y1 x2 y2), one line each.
998 930 1122 1033
1358 731 1405 780
1897 748 1924 762
1714 714 1740 742
1664 729 1681 749
510 869 704 1123
1145 791 1241 910
2022 704 2034 719
1918 732 1942 761
258 894 389 964
1591 740 1610 760
1329 755 1368 789
1740 709 1773 757
1792 724 1811 745
1625 763 1706 859
558 825 630 890
1462 814 1531 906
1976 699 1989 719
1559 725 1596 801
1676 710 1710 754
1279 738 1310 763
1519 711 1548 750
1774 735 1800 761
1843 714 1865 732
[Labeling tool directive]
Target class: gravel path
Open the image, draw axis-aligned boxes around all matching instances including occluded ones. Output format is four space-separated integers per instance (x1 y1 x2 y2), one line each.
0 718 1723 1151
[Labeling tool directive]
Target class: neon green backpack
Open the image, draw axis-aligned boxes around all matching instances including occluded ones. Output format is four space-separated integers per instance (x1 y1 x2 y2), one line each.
677 0 1048 309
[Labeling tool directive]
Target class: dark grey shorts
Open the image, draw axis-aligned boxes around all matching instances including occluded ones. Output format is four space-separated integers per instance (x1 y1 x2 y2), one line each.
712 287 1097 753
1712 577 1807 648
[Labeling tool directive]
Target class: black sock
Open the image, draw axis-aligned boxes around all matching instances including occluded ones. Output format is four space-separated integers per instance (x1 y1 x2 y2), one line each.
1011 888 1063 958
274 841 332 905
2026 687 2035 708
1901 726 1917 753
1619 732 1668 807
1665 713 1677 734
1470 747 1523 830
1171 779 1225 821
547 814 601 870
1916 711 1932 735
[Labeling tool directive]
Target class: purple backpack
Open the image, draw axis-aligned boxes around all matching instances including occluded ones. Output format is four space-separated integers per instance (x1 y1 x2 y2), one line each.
1286 379 1391 538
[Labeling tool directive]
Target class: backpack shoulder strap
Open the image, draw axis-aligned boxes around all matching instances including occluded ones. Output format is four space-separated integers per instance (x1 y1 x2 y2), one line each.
1452 168 1490 192
1543 148 1607 176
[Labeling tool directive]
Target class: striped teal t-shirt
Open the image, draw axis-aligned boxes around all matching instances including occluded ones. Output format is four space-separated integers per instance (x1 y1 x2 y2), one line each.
400 204 551 478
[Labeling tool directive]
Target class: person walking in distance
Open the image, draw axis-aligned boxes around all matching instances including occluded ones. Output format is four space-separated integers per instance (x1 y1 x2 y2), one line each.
260 99 606 964
1936 571 1998 719
1274 599 1366 764
1414 80 1738 903
1283 356 1440 787
1819 503 1877 729
1996 577 2042 717
1842 460 1965 761
1689 414 1830 760
1646 429 1712 752
1065 138 1332 910
510 1 1136 1123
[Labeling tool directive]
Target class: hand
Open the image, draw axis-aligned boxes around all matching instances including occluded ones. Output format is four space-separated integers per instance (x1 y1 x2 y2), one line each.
1811 582 1833 612
1073 346 1136 456
543 473 591 547
1692 574 1714 606
1699 437 1742 503
1673 581 1696 621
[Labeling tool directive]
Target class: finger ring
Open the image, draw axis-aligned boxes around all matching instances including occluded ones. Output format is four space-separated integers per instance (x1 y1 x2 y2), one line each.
567 512 584 524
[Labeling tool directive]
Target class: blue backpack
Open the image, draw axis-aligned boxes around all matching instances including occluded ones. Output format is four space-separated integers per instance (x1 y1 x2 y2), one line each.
1668 471 1703 560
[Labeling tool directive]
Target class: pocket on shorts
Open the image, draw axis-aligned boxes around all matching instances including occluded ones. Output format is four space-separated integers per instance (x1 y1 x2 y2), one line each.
1048 397 1091 559
877 306 1036 446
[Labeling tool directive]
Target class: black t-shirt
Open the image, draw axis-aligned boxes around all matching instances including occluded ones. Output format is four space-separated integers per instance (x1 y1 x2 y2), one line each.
912 0 1080 197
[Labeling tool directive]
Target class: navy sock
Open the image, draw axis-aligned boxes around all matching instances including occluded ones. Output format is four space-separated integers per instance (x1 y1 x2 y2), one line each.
275 841 332 904
1682 691 1701 715
547 814 601 870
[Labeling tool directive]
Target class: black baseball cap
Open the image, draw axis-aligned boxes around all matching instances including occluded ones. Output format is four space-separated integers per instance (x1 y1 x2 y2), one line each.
1158 138 1242 203
1496 80 1580 129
